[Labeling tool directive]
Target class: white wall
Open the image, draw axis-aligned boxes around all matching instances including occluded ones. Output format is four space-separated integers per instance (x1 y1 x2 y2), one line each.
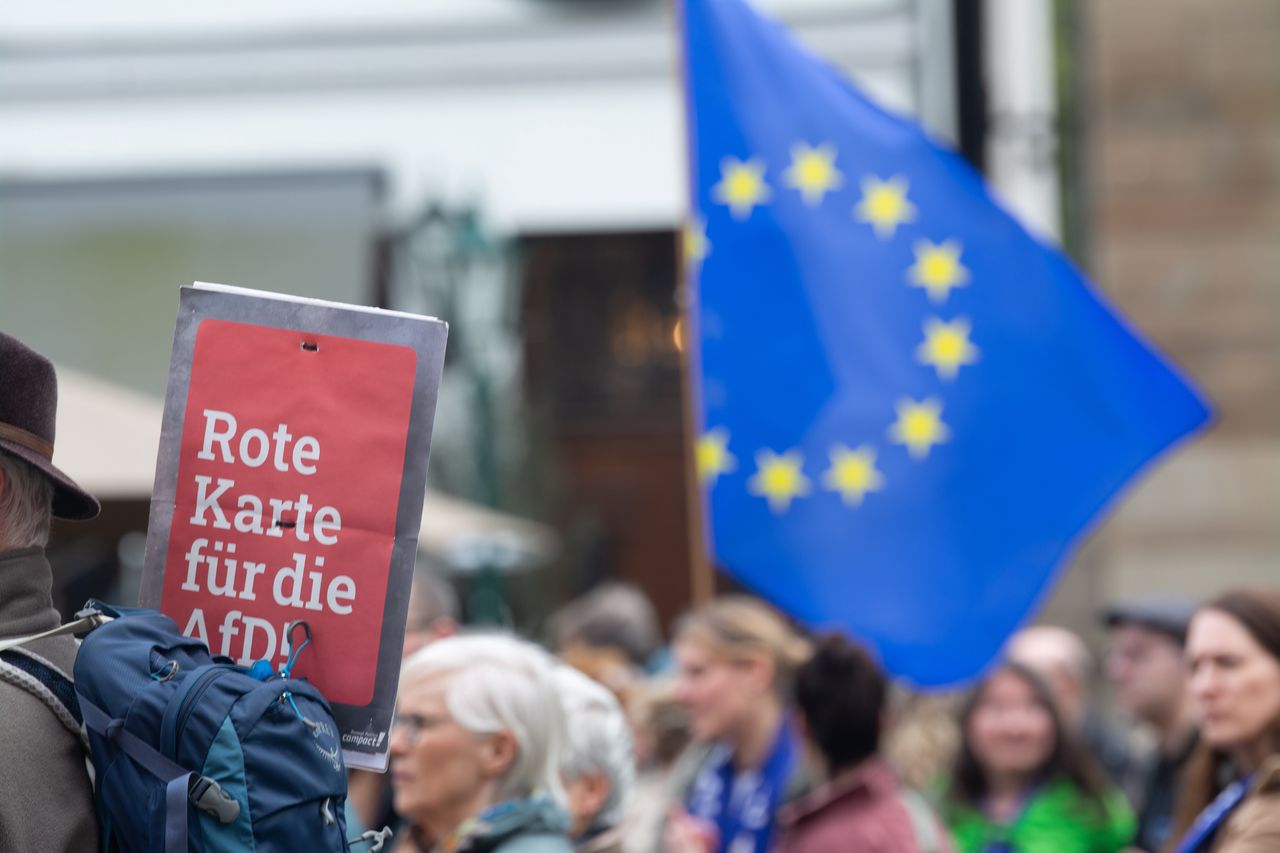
0 0 949 233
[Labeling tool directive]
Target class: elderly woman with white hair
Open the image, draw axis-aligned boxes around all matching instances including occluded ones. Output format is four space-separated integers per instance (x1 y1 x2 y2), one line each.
553 666 636 853
389 633 572 853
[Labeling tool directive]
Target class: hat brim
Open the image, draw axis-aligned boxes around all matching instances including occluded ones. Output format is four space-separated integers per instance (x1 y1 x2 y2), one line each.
0 441 101 521
1102 604 1192 644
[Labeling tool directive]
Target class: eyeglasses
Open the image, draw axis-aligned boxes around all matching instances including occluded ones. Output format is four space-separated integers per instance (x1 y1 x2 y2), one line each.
390 712 431 744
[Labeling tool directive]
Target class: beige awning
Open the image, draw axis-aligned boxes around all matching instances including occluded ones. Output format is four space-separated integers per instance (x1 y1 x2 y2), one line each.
54 367 164 498
52 366 556 569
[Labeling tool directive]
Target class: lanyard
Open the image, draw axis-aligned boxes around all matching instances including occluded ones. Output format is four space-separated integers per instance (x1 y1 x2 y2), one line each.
686 720 797 852
1173 778 1251 853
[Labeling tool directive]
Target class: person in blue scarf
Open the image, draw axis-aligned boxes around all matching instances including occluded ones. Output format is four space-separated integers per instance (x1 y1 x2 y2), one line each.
1169 589 1280 853
663 596 810 853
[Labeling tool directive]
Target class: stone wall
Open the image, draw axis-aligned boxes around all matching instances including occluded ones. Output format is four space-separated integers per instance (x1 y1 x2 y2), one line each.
1038 0 1280 636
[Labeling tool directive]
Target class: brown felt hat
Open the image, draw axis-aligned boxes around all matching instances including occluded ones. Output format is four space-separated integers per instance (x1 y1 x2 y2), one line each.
0 332 100 520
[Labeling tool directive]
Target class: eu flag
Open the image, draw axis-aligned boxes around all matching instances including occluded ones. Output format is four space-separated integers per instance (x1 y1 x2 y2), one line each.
681 0 1210 686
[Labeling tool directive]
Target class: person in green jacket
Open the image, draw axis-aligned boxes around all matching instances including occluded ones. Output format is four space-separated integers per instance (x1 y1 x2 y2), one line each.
940 660 1136 853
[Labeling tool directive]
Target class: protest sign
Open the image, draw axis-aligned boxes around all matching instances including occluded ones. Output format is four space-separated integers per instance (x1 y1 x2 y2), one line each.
140 282 447 771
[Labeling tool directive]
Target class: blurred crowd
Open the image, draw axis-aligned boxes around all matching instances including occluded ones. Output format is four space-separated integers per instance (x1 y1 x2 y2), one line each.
3 332 1278 853
359 571 1280 853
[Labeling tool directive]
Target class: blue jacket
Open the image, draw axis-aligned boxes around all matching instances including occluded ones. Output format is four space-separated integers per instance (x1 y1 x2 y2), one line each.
453 795 572 853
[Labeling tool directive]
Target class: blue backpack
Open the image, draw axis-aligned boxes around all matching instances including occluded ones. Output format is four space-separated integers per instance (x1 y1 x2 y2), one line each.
69 601 355 853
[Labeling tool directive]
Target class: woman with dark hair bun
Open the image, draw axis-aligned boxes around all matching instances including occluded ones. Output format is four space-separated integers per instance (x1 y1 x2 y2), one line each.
775 633 953 852
939 661 1134 852
1169 588 1280 852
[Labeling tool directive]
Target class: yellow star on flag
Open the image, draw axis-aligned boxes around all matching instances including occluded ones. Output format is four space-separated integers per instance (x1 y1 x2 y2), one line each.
712 156 772 220
748 448 810 513
783 142 843 206
917 316 980 381
684 217 710 265
888 398 951 460
908 239 970 304
822 444 885 507
853 175 917 239
697 428 736 485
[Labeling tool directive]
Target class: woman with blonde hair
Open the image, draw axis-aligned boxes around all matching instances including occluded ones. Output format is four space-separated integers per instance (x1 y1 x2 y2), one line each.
663 596 810 853
1169 589 1280 852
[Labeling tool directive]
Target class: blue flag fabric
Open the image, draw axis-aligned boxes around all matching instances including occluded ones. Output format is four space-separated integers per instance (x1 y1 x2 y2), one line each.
681 0 1210 686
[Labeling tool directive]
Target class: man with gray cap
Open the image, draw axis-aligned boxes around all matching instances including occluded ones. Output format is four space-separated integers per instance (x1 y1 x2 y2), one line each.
1104 597 1199 853
0 332 100 850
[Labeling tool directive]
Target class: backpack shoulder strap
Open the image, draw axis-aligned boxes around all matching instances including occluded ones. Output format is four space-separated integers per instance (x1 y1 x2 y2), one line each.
0 646 87 747
0 612 110 655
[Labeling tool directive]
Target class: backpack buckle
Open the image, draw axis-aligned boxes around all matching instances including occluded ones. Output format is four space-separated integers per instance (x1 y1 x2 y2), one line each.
189 775 241 824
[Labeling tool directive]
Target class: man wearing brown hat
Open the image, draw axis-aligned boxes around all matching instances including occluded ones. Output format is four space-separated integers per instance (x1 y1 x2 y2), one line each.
0 332 100 850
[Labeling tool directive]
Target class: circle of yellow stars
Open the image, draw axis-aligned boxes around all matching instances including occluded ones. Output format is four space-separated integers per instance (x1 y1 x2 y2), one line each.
698 140 982 514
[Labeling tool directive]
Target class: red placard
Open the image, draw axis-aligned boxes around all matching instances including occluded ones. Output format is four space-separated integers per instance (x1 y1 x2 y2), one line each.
160 319 415 706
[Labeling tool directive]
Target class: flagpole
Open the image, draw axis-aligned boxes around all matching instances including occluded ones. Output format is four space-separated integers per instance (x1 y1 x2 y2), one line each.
677 238 715 608
673 0 715 608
